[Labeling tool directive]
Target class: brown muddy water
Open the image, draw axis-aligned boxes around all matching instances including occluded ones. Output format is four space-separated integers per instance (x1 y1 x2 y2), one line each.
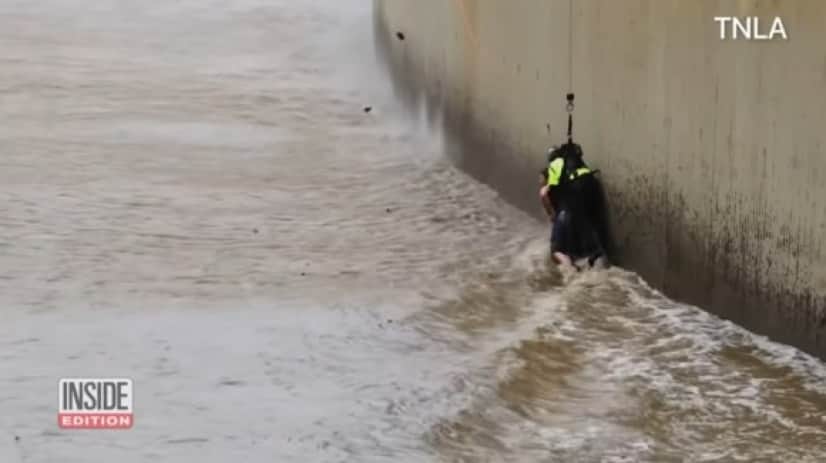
1 1 826 462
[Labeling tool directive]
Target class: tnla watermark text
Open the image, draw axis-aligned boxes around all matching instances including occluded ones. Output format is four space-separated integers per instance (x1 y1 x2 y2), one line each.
714 16 788 40
58 378 133 429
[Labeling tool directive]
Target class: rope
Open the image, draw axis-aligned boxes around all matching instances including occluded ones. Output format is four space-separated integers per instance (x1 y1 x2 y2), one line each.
547 0 575 145
566 0 574 144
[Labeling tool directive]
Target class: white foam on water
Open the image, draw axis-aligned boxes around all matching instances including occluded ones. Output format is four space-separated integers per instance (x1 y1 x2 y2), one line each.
417 239 826 461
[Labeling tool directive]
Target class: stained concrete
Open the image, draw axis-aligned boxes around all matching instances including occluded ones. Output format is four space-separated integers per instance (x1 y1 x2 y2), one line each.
374 0 826 358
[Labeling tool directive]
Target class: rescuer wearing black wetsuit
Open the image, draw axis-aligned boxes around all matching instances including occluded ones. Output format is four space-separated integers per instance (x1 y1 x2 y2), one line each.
541 143 605 265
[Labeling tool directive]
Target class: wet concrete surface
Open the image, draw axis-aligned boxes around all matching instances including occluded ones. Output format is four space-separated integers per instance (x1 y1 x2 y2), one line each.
372 0 826 361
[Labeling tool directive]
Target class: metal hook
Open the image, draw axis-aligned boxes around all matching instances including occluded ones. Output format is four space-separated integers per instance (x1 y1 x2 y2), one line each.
565 92 575 113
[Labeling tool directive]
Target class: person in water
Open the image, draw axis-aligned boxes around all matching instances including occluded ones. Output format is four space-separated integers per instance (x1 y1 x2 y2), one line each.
540 143 605 266
539 168 573 266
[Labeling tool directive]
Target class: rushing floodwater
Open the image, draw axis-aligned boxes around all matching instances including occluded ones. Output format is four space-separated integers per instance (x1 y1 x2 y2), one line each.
1 1 826 462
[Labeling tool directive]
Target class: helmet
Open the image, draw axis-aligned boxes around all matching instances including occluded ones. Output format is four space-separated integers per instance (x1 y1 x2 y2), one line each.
546 145 561 163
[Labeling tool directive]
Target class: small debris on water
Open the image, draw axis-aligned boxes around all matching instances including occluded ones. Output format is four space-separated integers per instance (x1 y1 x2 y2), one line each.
218 378 245 387
363 106 372 113
300 272 306 276
385 207 392 213
395 31 405 40
252 228 258 234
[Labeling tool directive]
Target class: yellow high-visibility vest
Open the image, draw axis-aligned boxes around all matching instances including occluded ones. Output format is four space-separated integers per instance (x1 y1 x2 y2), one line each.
547 158 590 186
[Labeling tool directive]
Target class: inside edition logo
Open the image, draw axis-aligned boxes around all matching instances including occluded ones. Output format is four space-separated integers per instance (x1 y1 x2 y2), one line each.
58 378 133 429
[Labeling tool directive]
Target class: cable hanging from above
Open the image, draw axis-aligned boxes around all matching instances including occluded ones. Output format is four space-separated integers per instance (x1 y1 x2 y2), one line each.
566 0 575 145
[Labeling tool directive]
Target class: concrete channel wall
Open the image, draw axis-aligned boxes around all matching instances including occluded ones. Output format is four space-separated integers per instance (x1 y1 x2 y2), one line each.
373 0 826 358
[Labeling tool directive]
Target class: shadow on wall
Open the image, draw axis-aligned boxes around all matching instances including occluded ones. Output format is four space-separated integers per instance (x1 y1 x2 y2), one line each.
589 173 616 260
